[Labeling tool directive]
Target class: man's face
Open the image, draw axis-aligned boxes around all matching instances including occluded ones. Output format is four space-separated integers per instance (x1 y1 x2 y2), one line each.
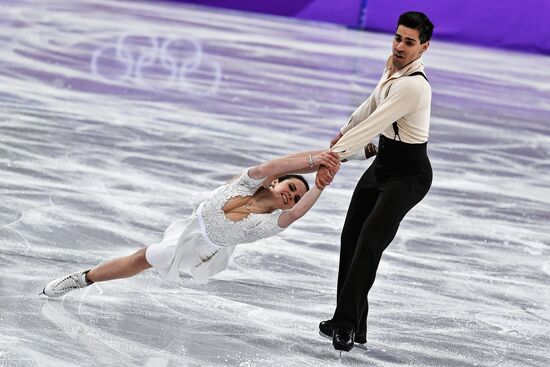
392 25 429 70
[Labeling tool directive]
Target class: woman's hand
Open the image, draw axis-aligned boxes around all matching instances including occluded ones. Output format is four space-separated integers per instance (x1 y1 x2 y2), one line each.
312 151 340 171
315 163 340 189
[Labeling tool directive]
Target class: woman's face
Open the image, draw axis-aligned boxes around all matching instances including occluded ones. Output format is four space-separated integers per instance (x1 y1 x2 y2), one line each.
270 178 308 210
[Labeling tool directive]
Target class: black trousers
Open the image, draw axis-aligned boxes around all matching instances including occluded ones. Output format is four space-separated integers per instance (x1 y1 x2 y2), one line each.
331 135 433 332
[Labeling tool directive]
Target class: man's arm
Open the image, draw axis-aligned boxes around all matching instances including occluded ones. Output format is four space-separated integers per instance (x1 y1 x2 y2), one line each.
316 143 377 188
331 77 423 161
340 93 378 137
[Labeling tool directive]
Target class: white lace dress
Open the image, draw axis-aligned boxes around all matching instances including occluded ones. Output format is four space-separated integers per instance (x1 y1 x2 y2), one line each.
145 168 285 281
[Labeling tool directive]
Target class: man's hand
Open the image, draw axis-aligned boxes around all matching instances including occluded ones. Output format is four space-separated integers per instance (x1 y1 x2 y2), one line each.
329 131 343 148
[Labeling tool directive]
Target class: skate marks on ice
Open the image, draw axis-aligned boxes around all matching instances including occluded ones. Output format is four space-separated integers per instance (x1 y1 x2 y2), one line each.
38 284 195 366
1 0 550 366
142 274 372 366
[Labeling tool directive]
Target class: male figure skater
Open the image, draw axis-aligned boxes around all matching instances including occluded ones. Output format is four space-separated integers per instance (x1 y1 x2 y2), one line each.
317 11 435 352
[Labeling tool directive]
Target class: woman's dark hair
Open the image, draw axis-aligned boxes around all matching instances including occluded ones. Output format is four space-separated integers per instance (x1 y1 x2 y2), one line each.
278 174 310 191
397 11 434 44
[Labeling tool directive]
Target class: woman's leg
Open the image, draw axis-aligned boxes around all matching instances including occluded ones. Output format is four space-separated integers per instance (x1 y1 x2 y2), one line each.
42 248 154 297
86 248 152 283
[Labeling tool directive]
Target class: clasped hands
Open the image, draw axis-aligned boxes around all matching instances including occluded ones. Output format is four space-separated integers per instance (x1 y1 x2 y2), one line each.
315 157 340 189
315 132 343 190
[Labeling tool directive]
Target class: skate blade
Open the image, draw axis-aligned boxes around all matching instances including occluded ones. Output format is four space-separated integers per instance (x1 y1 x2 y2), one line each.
319 330 332 341
355 343 368 351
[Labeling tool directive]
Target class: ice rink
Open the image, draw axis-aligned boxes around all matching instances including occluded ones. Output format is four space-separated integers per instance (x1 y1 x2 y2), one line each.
1 1 549 366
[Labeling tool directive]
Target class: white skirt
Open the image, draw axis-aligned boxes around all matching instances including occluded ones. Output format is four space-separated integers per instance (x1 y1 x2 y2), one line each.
145 211 235 281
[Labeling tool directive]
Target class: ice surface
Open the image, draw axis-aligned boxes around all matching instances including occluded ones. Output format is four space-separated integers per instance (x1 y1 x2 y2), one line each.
1 1 549 366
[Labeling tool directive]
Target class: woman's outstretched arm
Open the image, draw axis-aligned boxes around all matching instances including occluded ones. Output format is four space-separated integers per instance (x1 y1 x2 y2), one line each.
248 150 340 187
277 162 340 228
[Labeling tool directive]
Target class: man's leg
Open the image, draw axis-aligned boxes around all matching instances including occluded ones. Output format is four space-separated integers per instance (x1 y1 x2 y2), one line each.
356 220 400 341
319 166 378 341
332 179 427 330
336 166 378 299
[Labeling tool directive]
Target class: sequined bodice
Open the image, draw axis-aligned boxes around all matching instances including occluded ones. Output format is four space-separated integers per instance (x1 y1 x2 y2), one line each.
199 168 284 246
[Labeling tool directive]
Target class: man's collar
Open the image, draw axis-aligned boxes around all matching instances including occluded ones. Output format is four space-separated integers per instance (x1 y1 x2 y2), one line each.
386 57 424 80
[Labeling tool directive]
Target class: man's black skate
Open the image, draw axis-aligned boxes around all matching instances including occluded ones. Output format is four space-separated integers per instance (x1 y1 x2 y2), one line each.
319 320 367 344
333 327 354 352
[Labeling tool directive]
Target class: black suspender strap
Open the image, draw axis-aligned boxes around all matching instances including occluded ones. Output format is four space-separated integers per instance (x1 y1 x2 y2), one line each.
392 71 429 141
392 120 400 141
409 71 429 82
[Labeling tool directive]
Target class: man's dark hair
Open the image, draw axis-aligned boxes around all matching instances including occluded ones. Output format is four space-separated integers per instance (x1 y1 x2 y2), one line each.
398 11 434 44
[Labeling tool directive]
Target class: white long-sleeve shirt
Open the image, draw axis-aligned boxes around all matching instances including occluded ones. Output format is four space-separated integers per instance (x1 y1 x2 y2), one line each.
332 56 432 161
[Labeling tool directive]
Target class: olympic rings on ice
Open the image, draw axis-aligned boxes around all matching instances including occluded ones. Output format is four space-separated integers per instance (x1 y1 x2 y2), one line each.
91 34 221 96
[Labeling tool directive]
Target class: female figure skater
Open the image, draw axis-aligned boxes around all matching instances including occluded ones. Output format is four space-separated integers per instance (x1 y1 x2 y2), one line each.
41 149 342 297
